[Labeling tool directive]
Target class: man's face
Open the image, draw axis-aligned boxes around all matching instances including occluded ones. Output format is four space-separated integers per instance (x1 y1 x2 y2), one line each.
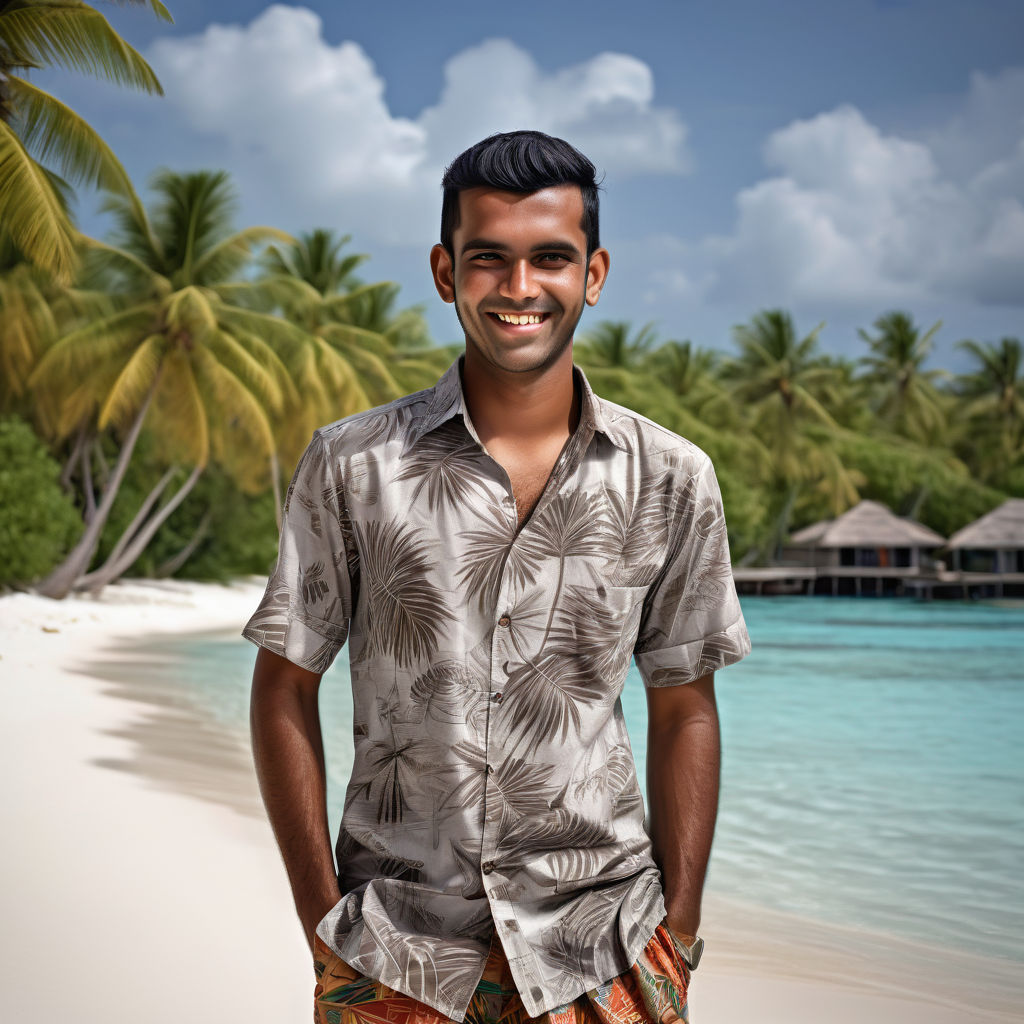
430 185 610 372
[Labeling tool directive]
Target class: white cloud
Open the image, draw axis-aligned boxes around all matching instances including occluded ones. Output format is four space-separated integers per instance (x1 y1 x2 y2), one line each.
419 40 689 176
695 79 1024 309
145 6 690 243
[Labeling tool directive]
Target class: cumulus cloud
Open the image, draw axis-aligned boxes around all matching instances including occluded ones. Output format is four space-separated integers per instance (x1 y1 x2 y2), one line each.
145 5 690 243
697 74 1024 309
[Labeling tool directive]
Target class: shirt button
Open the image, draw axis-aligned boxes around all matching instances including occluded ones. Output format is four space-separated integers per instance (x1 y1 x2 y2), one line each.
498 615 511 627
486 763 494 774
492 691 503 704
482 861 495 874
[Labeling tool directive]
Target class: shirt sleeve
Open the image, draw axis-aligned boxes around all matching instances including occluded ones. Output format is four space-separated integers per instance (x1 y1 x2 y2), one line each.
632 452 752 688
241 429 356 674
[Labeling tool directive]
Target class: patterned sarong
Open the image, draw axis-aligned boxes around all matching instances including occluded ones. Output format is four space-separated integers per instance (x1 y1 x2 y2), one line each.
313 922 690 1024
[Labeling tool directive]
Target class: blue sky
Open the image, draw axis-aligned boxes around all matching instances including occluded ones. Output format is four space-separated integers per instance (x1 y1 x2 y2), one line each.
33 0 1024 370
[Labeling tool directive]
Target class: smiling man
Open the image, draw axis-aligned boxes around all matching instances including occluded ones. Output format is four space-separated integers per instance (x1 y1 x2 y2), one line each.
243 130 752 1024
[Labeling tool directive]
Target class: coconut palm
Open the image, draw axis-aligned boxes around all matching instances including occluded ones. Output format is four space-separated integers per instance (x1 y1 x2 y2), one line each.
26 167 304 597
576 320 660 370
255 229 437 435
856 311 949 442
952 336 1024 485
0 0 172 283
720 309 860 562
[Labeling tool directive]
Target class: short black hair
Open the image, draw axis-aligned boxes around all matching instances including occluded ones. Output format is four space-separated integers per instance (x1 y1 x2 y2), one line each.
440 131 601 258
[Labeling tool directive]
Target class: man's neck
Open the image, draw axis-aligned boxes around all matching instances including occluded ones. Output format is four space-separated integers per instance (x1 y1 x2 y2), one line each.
460 347 581 449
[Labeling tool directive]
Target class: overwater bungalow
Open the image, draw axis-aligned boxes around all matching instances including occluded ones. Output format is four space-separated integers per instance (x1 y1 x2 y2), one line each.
734 499 946 597
939 498 1024 597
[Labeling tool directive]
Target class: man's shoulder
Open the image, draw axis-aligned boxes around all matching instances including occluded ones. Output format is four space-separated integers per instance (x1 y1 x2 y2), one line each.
595 394 712 474
314 383 434 457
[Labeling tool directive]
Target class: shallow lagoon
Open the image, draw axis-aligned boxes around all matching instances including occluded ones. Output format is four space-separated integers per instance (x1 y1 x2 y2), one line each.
199 595 1023 964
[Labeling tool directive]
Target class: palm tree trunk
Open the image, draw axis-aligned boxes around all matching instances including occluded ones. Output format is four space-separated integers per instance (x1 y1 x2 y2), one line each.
34 364 164 599
99 465 177 569
81 435 98 526
77 462 204 594
155 506 214 578
60 421 89 493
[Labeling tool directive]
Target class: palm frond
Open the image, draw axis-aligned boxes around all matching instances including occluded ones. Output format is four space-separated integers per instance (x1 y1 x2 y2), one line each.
0 118 76 282
8 77 136 198
97 331 164 431
190 225 296 284
1 1 164 93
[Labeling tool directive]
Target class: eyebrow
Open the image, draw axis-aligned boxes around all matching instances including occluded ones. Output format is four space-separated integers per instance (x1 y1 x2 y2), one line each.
460 238 582 257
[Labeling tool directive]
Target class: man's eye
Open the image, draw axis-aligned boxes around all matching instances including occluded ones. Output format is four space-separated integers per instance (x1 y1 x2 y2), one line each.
539 254 568 263
472 253 500 261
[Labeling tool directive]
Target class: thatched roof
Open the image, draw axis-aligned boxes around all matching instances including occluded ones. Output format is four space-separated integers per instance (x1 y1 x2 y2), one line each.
788 499 946 548
946 499 1024 550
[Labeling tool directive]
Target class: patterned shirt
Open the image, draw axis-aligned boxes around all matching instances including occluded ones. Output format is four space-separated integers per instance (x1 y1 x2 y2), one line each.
241 352 752 1019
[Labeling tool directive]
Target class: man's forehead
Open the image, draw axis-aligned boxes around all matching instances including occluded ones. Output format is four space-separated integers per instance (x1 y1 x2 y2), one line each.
455 184 585 234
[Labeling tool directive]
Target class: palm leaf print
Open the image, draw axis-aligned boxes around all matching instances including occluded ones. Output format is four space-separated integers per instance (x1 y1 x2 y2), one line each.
572 740 636 800
350 734 451 824
600 472 672 586
409 661 480 724
394 420 495 515
501 807 616 853
298 558 331 607
518 489 615 640
354 516 453 668
449 838 487 899
455 506 549 617
501 650 599 755
549 581 642 683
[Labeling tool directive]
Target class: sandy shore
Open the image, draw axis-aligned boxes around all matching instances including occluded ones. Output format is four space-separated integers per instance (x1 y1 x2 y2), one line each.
1 578 1020 1023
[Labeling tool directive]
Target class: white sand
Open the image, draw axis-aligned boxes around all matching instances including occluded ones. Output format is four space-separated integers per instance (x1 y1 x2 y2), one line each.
1 578 1020 1023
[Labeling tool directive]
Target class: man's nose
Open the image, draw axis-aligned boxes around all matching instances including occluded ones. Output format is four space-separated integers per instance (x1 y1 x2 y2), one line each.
498 258 540 301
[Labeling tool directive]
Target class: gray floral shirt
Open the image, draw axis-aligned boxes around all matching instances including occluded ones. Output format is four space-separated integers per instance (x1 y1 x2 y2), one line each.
241 352 751 1019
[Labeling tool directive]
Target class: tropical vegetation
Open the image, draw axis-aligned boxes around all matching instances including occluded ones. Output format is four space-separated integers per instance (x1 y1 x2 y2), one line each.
0 2 1020 591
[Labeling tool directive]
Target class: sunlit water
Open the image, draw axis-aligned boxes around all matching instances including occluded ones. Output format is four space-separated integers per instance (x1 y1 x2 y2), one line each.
188 595 1023 963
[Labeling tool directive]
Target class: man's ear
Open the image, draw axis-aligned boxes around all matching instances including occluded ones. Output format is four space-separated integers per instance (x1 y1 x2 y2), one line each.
585 247 610 306
430 244 455 304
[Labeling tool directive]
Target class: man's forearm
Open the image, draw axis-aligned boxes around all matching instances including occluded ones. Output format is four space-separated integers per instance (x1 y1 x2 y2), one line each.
646 704 721 936
250 677 340 949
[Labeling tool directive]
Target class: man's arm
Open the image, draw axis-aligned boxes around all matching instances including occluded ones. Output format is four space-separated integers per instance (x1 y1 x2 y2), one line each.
645 670 720 943
250 646 341 953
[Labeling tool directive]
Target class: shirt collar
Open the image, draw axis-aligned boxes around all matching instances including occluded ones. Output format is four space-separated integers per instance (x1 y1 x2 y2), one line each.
401 351 625 457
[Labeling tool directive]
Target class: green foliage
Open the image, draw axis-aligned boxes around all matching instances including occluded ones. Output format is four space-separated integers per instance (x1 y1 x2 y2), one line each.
0 414 81 587
829 431 1004 537
88 428 282 582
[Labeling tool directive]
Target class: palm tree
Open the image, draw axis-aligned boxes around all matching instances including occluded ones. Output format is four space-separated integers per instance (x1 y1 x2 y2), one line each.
952 336 1024 485
0 0 172 283
721 309 859 562
856 311 949 442
576 320 660 370
26 167 303 597
256 228 438 440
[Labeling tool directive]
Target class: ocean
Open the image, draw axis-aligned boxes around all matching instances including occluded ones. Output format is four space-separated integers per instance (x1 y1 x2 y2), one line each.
198 595 1023 964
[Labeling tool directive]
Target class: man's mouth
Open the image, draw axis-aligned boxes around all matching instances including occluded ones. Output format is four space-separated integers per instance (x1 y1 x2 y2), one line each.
487 312 550 326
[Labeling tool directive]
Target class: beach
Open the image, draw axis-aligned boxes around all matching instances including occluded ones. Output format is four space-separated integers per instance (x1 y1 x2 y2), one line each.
1 578 1020 1023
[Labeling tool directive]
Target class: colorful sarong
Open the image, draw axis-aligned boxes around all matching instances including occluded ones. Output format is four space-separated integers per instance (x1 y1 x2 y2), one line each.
313 922 690 1024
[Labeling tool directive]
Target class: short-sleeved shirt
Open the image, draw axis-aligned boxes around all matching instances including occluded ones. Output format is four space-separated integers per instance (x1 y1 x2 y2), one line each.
241 351 752 1019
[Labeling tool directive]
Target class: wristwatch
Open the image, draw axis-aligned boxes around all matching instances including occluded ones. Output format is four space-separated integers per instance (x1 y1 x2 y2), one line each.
665 926 704 971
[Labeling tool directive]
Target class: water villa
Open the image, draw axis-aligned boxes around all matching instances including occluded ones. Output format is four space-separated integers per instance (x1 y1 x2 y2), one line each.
733 498 1024 599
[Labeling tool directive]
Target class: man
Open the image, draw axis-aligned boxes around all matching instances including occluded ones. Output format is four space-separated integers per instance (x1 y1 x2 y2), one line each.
242 130 752 1024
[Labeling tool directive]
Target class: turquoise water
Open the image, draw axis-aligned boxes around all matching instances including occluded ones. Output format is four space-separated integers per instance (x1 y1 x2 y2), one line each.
207 596 1024 963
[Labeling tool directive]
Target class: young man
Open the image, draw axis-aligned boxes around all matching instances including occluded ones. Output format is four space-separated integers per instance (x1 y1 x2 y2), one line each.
242 131 752 1024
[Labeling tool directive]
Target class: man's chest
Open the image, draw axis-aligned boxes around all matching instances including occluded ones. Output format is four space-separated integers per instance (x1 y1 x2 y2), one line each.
485 438 570 531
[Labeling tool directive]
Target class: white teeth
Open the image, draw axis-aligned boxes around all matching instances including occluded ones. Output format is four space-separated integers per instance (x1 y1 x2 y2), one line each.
496 313 544 325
